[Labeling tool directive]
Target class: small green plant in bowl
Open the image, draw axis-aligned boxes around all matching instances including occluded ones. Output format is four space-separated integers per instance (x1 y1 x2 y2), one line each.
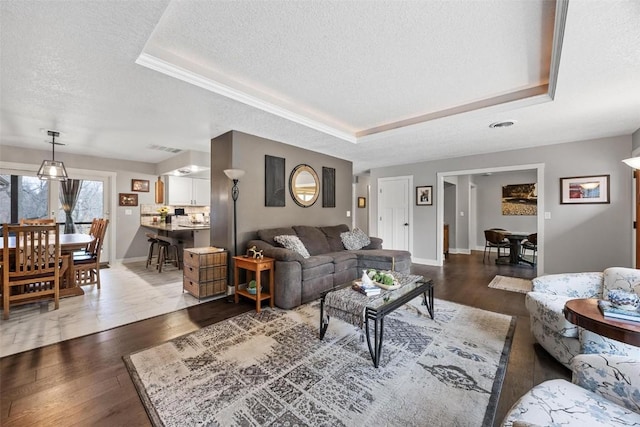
247 280 260 295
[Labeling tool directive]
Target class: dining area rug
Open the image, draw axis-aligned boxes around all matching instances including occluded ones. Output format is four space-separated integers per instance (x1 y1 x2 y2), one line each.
124 298 516 426
488 275 532 294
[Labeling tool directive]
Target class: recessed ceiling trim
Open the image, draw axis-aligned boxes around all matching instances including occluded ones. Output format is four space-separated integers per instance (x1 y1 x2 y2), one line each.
137 1 568 144
357 85 548 138
136 53 358 144
547 0 569 100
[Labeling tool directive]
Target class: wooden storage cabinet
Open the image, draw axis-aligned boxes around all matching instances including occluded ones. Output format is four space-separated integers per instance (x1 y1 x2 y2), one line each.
182 247 227 299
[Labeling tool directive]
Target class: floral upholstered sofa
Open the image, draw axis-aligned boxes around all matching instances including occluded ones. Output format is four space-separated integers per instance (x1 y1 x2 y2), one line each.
502 353 640 426
246 224 411 309
525 267 640 368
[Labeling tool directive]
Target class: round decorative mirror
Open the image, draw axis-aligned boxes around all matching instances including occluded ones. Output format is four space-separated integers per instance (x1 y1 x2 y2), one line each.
289 164 319 207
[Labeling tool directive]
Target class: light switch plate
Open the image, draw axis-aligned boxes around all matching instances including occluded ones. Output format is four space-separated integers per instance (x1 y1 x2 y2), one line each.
544 211 551 219
346 210 351 217
125 209 132 215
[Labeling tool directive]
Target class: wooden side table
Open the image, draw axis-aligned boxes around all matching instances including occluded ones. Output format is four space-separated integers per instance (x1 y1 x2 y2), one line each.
564 298 640 346
233 256 275 313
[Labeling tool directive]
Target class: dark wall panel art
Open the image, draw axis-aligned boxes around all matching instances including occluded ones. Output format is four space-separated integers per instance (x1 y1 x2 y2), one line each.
265 155 286 207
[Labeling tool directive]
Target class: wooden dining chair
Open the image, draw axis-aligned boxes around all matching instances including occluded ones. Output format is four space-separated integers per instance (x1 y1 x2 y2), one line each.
19 218 55 225
483 229 510 263
73 219 109 289
2 224 61 320
521 233 538 265
73 218 101 257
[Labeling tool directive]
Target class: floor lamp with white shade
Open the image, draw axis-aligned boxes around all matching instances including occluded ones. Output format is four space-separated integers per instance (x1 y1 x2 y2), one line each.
224 169 245 302
224 168 245 256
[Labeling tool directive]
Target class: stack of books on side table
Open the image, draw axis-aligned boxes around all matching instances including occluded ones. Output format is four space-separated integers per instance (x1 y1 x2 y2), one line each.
598 300 640 323
352 281 382 296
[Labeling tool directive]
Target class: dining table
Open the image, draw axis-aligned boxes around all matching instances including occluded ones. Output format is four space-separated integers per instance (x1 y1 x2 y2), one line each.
0 233 95 297
495 231 535 267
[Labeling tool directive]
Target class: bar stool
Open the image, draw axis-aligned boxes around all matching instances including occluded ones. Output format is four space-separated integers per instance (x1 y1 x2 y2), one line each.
156 238 180 272
145 233 159 269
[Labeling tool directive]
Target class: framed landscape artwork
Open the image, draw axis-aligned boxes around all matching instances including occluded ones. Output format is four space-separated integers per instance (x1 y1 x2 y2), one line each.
119 193 138 206
560 175 610 204
131 179 150 192
502 183 537 215
416 186 433 206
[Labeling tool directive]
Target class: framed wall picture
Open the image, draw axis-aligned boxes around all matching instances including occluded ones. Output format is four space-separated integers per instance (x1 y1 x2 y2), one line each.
322 166 336 208
560 175 610 204
502 183 537 215
416 186 433 206
119 193 138 206
265 155 285 207
357 197 366 208
131 179 150 192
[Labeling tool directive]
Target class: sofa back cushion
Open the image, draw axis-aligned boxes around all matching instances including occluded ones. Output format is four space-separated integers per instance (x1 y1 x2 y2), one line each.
293 225 331 255
320 224 350 252
258 227 297 246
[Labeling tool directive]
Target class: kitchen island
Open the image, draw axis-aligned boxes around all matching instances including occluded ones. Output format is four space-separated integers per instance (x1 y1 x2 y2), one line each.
142 222 210 248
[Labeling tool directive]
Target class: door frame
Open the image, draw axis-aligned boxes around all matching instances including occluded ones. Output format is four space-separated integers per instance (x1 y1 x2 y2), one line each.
377 175 413 253
436 163 545 274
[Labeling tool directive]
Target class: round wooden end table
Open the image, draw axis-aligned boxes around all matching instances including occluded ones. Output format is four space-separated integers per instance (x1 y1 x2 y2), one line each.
563 298 640 346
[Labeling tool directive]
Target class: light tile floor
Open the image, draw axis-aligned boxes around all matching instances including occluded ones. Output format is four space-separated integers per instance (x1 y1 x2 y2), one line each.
0 261 223 357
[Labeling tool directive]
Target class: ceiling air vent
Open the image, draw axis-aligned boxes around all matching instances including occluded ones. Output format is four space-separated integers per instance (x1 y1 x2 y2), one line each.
147 144 183 153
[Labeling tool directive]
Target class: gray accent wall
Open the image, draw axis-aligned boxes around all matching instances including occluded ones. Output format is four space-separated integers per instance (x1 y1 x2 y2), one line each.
370 135 633 274
633 128 640 152
210 131 353 256
354 174 370 234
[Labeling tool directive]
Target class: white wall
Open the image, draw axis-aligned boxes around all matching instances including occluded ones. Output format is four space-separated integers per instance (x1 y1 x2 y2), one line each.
369 135 634 274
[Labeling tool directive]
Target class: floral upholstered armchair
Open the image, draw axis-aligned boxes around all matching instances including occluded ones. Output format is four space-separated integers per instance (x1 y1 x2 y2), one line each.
525 267 640 368
502 353 640 426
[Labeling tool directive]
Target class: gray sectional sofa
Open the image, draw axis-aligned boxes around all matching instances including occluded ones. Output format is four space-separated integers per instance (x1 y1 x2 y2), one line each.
246 224 412 309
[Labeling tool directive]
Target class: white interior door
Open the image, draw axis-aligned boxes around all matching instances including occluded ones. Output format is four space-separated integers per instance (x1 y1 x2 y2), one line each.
377 177 410 250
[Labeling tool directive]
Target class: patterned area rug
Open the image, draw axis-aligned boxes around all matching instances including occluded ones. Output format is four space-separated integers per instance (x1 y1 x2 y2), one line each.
124 298 516 426
488 275 532 294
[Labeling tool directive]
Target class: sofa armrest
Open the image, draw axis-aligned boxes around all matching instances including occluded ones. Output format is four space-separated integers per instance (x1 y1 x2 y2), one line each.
246 240 304 262
603 267 640 295
571 353 640 412
363 236 382 250
532 272 603 297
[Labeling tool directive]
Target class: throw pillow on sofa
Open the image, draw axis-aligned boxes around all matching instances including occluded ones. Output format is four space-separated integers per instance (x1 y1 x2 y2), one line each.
340 228 371 250
274 235 310 258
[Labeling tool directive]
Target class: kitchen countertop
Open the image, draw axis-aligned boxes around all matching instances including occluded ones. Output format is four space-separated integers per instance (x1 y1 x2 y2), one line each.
142 223 210 232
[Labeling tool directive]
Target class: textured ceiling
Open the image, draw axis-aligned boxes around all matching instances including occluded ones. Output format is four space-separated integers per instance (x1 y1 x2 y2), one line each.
1 1 639 174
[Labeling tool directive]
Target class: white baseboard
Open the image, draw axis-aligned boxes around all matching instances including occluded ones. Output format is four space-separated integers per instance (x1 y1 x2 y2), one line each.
412 257 440 266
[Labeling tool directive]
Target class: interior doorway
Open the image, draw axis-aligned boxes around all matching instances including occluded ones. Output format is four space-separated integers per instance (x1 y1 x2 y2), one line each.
436 163 545 274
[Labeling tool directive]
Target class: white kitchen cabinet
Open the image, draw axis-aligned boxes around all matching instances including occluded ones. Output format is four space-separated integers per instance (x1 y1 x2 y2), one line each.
192 178 210 205
166 176 210 205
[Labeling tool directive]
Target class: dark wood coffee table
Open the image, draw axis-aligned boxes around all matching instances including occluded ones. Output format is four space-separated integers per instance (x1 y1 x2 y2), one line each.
319 273 434 367
564 298 640 346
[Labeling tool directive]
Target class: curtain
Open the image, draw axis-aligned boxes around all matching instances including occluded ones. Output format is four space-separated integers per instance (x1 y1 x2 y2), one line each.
60 179 82 234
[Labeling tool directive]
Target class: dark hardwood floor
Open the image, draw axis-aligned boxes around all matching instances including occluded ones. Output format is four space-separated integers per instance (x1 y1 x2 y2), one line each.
0 251 569 426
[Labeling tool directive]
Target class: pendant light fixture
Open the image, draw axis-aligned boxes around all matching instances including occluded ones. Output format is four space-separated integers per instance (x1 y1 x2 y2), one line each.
37 130 68 181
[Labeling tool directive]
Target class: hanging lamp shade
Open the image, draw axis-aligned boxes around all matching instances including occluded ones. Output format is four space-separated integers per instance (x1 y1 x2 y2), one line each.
37 130 68 181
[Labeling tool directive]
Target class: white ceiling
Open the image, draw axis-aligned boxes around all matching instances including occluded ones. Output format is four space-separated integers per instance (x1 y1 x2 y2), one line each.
1 1 639 174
